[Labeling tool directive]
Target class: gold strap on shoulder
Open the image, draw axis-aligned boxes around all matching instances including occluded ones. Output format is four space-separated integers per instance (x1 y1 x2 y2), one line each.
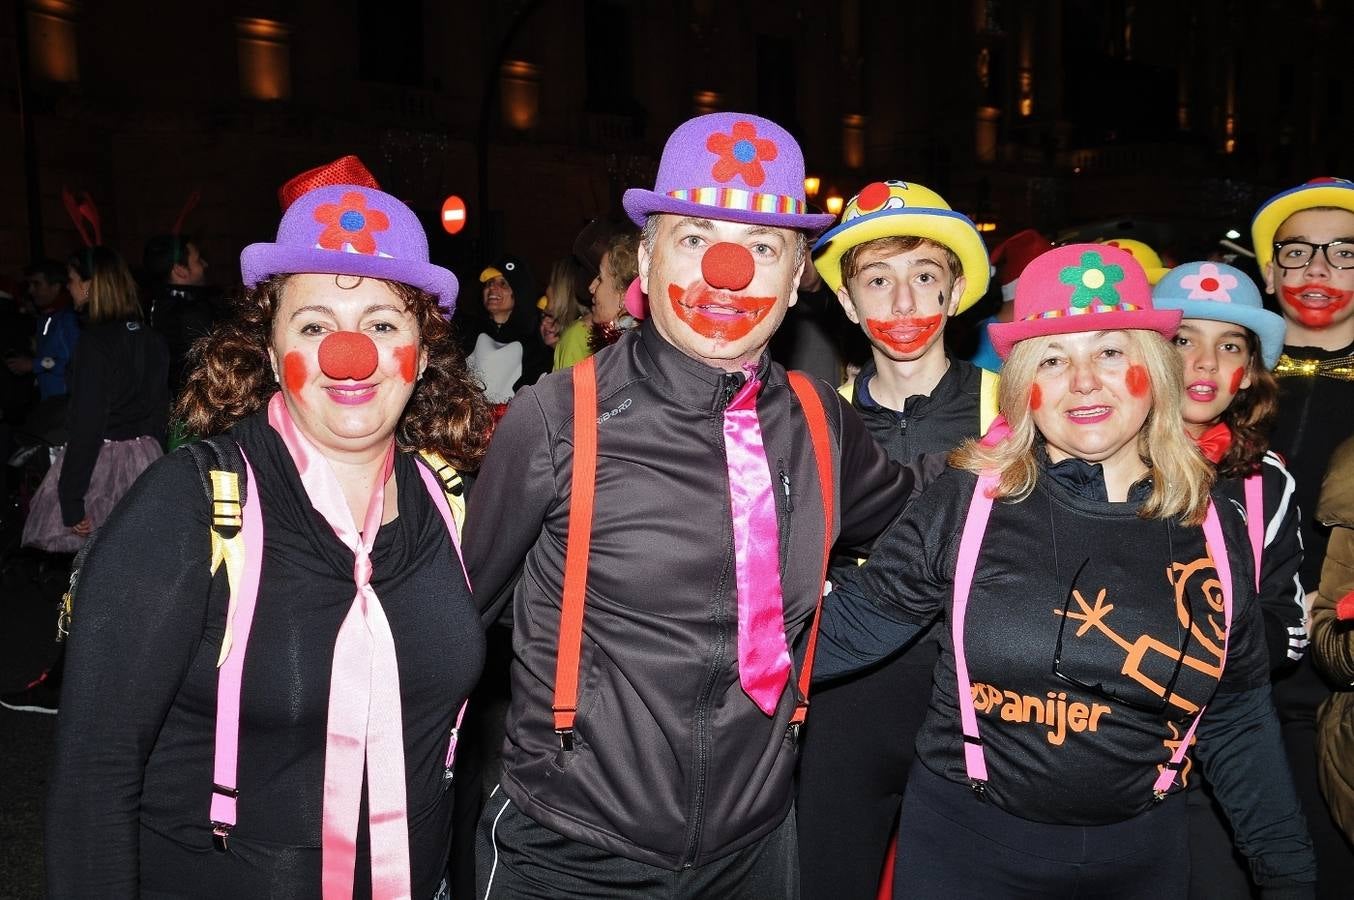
418 450 466 539
1274 353 1354 380
207 469 246 666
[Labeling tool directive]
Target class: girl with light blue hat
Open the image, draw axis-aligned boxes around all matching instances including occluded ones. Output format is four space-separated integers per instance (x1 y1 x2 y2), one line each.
1154 260 1309 897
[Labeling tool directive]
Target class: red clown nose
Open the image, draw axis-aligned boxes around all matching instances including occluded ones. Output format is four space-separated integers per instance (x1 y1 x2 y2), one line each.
701 242 755 292
318 331 379 381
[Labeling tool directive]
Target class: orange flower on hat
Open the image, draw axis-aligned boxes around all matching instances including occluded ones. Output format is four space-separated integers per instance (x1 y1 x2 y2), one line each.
707 121 779 188
313 191 390 254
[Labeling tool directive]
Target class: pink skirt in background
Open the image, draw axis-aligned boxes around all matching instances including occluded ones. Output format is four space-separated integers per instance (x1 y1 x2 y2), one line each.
21 436 164 553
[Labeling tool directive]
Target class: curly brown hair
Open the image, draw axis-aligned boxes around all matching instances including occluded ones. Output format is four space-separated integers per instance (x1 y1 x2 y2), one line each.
1215 329 1280 479
175 275 492 471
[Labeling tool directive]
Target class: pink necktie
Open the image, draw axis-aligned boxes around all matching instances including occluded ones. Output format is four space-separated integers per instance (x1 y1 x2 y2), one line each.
723 370 791 715
267 394 412 900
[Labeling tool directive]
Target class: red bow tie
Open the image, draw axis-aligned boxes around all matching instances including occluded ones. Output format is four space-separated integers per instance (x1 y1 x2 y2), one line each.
1193 422 1233 464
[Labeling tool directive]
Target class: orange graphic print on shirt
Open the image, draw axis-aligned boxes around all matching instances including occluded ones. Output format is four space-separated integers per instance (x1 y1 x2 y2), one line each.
1053 554 1225 716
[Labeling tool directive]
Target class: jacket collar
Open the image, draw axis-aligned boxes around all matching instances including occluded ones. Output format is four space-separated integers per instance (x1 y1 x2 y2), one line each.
854 355 961 416
636 320 778 412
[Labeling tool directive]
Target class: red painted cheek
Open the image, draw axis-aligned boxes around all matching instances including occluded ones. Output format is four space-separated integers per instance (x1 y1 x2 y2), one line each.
1228 367 1245 395
1126 364 1150 397
393 344 419 384
283 351 308 398
1028 383 1042 411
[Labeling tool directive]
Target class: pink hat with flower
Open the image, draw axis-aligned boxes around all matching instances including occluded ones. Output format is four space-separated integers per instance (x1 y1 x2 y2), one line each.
987 243 1181 359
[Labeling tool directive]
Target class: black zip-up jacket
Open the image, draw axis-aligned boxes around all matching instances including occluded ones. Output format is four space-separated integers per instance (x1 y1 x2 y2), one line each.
1269 339 1354 722
850 356 986 460
1270 339 1354 591
464 323 919 869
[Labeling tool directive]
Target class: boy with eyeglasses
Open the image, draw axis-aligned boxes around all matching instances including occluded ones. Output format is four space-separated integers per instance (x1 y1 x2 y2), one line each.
1250 176 1354 898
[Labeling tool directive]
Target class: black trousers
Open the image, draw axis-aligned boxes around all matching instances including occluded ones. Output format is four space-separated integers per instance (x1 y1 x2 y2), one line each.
796 643 937 900
1185 784 1256 899
893 763 1188 899
475 786 800 899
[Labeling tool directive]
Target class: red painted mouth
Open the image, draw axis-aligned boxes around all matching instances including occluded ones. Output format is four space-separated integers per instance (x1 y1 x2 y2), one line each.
865 315 943 355
667 281 777 342
1281 283 1354 327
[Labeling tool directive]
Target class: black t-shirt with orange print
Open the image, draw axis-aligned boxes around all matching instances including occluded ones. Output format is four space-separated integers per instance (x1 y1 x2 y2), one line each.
816 461 1270 826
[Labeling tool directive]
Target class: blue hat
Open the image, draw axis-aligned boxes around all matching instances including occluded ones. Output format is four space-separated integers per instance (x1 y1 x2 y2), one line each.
1151 262 1286 370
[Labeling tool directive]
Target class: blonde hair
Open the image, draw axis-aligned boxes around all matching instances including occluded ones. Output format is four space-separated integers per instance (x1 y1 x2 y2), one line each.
950 329 1214 525
544 258 584 329
69 246 141 323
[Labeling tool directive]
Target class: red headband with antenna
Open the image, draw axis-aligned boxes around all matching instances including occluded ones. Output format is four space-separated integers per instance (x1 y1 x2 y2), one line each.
62 187 102 247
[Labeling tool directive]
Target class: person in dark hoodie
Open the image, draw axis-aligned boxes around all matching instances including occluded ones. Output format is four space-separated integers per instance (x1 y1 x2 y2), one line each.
796 179 995 900
459 256 551 418
143 233 225 396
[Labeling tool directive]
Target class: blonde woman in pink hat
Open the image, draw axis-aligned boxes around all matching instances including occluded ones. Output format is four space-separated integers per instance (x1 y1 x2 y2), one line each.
811 243 1315 897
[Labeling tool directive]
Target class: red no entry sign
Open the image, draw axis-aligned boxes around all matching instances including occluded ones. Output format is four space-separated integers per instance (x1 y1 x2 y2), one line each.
441 195 467 234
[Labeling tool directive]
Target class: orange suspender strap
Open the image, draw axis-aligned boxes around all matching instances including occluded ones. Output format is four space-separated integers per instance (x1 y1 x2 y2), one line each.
552 355 599 749
551 362 833 746
786 372 834 730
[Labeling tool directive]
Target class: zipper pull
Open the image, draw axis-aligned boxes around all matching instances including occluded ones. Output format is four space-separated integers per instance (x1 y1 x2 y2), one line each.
779 467 792 513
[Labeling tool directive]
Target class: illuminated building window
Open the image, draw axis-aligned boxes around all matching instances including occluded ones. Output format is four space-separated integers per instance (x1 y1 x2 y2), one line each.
693 91 721 116
501 60 541 132
842 115 866 170
27 0 80 83
975 106 999 164
236 18 291 101
1019 70 1033 117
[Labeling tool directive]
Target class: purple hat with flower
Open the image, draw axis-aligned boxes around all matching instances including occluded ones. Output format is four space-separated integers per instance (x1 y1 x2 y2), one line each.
241 184 458 312
987 243 1181 359
622 112 835 234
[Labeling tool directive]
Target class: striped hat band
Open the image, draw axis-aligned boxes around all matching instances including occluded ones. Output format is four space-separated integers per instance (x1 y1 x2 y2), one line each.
666 186 806 216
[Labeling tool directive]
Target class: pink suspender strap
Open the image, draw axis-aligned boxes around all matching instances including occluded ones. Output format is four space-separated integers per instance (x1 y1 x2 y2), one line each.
210 450 264 847
952 486 1235 802
210 451 475 849
414 459 472 773
1151 501 1233 797
1243 473 1264 593
951 473 999 790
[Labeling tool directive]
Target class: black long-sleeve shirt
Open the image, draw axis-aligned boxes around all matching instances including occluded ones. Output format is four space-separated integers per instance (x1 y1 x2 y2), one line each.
813 462 1315 888
47 412 485 898
57 318 169 525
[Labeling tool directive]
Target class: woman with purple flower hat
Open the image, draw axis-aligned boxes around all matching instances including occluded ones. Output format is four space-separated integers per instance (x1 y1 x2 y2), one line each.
811 244 1316 897
47 167 492 899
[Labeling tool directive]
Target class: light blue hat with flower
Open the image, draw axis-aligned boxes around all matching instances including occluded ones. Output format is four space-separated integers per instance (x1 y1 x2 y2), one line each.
1151 261 1286 369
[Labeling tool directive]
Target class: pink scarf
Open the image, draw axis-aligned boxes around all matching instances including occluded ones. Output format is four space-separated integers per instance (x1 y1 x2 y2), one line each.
267 393 412 899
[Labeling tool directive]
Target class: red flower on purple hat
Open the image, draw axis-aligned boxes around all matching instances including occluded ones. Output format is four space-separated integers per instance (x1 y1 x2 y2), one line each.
313 191 390 254
707 121 779 188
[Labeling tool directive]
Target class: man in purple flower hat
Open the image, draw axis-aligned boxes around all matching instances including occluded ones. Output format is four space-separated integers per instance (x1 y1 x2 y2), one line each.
464 113 922 896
